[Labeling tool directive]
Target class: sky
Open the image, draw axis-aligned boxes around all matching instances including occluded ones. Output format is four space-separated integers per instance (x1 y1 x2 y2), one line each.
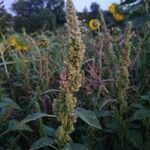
4 0 120 13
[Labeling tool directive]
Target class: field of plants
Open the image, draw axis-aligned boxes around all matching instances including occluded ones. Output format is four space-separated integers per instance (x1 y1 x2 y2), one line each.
0 0 149 150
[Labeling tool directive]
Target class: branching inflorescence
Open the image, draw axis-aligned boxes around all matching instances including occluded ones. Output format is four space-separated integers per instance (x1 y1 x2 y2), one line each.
116 22 132 115
53 0 85 146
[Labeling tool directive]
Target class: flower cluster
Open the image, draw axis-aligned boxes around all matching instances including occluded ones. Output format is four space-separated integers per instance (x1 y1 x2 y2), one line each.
116 22 132 114
59 69 68 88
108 3 125 22
89 19 101 31
36 39 48 48
8 36 29 52
53 0 85 146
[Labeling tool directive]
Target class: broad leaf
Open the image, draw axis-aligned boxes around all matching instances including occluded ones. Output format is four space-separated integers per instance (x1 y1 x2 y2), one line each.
30 137 54 150
106 121 120 130
63 143 88 150
0 98 22 111
133 109 150 120
126 129 143 149
75 108 102 129
130 103 143 109
140 95 150 102
96 110 112 118
20 113 55 124
43 125 55 137
8 120 32 132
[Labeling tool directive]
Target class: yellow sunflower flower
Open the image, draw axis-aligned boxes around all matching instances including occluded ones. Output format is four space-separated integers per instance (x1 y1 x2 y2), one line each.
108 3 117 14
108 3 125 22
113 12 125 21
89 19 101 31
8 36 29 52
8 36 17 47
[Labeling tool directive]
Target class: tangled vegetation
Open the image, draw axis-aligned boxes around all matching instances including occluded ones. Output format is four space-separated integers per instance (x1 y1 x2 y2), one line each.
0 0 150 150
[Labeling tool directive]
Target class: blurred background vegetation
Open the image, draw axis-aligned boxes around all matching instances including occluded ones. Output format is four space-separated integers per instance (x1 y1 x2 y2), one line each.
0 0 149 33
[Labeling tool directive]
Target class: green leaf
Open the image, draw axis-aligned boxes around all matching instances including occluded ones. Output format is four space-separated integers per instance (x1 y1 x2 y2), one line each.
126 129 143 149
30 137 54 150
20 113 55 124
43 125 55 137
133 109 150 120
140 95 150 102
0 98 22 111
75 108 102 129
63 143 88 150
130 103 143 109
96 110 112 118
106 121 120 130
8 120 32 132
143 141 150 150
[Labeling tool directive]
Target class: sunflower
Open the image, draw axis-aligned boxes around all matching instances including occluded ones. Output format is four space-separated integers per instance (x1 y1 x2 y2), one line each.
8 36 29 52
89 19 101 31
108 3 116 14
108 3 125 22
8 36 16 47
113 13 125 21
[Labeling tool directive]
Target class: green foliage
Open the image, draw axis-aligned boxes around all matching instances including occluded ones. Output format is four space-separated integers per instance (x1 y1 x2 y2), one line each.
8 119 33 132
0 98 22 111
30 137 54 150
126 129 143 149
63 143 88 150
20 113 55 124
0 0 149 149
46 0 66 24
133 109 150 120
0 2 12 35
12 0 44 16
12 0 65 33
13 9 56 33
75 108 102 129
43 125 55 137
90 2 100 14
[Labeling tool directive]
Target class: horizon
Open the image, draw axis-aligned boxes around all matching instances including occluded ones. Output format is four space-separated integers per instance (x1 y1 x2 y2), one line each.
4 0 120 14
